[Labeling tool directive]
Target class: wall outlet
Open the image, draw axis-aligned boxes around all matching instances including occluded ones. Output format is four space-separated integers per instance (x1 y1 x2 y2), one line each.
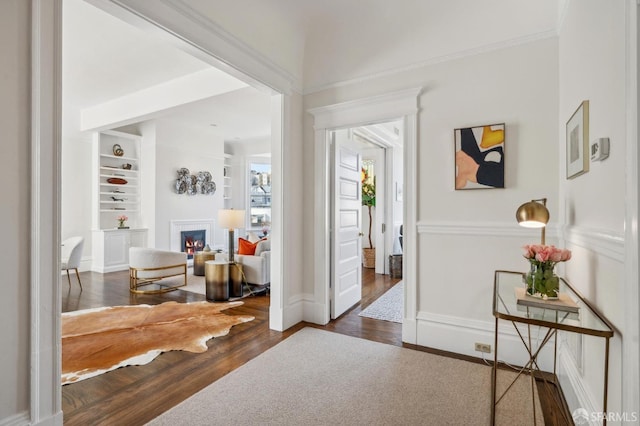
475 343 492 354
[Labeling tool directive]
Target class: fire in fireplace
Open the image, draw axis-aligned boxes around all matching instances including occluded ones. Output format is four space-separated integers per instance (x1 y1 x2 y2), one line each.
180 229 206 259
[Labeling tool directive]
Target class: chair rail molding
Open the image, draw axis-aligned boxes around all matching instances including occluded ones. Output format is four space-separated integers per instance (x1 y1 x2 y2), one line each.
562 225 625 262
417 220 560 239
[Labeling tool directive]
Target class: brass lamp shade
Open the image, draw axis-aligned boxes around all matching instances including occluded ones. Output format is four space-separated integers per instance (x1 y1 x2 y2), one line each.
516 201 549 228
516 199 549 245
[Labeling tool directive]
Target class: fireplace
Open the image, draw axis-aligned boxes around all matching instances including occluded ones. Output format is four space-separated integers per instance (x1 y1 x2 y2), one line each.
180 229 206 259
170 219 216 265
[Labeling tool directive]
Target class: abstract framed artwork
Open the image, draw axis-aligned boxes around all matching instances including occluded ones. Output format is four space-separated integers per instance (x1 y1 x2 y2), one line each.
566 100 589 179
454 123 505 190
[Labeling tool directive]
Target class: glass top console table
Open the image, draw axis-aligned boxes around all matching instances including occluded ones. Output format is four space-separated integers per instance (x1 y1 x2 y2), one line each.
491 270 614 425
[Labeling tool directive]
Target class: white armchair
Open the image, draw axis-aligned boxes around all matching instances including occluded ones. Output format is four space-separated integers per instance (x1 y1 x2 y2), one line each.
61 236 84 290
215 250 270 288
129 247 187 294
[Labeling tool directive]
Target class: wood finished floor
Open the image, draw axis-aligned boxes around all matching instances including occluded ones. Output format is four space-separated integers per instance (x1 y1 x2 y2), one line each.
61 268 568 425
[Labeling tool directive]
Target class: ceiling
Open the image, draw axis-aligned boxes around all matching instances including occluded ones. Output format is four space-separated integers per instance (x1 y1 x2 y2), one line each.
62 0 271 142
63 0 562 141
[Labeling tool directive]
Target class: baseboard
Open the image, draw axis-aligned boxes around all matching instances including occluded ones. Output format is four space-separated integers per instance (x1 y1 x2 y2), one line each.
0 412 30 426
284 294 305 330
300 293 329 325
0 411 62 426
31 411 63 426
416 311 555 372
558 343 599 423
402 317 417 344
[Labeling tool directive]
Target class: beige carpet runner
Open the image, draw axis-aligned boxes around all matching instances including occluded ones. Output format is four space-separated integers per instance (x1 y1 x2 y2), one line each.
62 301 253 385
148 327 544 425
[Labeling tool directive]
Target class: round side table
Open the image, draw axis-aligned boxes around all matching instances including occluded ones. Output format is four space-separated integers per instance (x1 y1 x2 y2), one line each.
204 260 229 301
193 251 216 276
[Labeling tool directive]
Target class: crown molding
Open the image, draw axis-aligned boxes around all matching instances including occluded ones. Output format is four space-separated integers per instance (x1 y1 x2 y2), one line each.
303 30 557 95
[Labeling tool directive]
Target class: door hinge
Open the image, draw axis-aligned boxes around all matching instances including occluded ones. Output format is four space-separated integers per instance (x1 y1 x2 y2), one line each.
381 223 386 233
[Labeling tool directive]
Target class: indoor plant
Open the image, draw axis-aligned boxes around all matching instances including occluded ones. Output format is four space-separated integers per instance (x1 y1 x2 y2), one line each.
361 167 376 268
522 244 571 299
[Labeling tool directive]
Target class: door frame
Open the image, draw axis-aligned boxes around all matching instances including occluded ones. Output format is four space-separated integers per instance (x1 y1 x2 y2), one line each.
30 0 293 422
308 88 421 343
353 125 401 274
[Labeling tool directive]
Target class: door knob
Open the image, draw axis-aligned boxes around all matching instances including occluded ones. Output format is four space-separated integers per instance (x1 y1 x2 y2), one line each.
359 232 364 236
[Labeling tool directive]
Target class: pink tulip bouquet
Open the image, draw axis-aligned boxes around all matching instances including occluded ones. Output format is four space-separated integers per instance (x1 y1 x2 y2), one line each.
522 244 572 298
117 215 128 228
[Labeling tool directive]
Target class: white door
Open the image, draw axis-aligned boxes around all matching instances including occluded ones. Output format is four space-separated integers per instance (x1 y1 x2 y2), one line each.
331 129 362 318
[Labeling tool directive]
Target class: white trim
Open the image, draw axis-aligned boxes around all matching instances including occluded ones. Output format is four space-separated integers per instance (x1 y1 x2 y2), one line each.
308 88 421 344
92 0 299 94
304 31 557 95
558 345 599 425
416 221 625 262
416 311 555 371
308 88 422 130
623 0 640 417
31 0 64 425
562 225 625 262
0 412 30 426
417 220 560 239
269 93 286 331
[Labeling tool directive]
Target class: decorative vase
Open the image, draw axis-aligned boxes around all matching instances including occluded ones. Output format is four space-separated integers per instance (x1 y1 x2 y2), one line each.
525 261 559 299
118 220 126 229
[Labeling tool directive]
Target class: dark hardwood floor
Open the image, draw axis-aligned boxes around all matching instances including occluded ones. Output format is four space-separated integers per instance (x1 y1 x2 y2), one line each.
61 268 568 425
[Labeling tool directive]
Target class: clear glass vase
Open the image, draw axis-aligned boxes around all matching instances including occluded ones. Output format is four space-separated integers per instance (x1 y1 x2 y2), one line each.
525 261 559 299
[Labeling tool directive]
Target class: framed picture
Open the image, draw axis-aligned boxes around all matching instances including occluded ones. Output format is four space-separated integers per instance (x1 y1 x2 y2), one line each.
454 123 505 190
566 100 589 179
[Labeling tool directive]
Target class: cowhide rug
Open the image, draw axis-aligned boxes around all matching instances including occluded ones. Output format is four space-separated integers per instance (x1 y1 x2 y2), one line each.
62 301 253 385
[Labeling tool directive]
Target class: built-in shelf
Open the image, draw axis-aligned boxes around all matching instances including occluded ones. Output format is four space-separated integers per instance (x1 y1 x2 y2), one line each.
92 130 148 272
223 154 232 208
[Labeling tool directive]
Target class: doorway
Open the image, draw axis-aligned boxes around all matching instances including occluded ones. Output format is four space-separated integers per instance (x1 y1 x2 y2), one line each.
58 0 287 330
329 122 403 320
308 87 420 342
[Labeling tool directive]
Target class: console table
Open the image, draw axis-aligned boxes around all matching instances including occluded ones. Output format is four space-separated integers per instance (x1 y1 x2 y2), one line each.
492 270 614 425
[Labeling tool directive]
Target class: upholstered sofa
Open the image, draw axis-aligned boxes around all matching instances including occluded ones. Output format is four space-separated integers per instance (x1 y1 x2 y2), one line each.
129 247 187 294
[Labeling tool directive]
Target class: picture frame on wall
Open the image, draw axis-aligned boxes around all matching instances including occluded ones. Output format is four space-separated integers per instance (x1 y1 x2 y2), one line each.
454 123 505 190
566 100 590 179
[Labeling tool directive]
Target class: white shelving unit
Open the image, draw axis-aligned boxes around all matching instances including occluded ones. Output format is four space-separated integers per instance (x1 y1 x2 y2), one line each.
92 130 147 272
223 153 232 208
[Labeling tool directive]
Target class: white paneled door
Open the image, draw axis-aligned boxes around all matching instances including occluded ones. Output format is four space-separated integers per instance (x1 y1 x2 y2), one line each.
331 129 362 318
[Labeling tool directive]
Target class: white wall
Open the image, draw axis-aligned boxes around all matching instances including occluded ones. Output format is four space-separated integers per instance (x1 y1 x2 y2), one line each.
558 0 629 418
302 0 559 91
154 119 227 250
304 37 559 360
0 1 30 421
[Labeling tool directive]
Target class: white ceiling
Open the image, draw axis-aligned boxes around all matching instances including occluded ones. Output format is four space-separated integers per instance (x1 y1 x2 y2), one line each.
63 0 562 141
62 0 271 142
182 0 562 91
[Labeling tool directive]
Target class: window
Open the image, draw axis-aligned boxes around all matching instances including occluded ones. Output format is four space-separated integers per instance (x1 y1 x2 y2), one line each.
249 162 271 234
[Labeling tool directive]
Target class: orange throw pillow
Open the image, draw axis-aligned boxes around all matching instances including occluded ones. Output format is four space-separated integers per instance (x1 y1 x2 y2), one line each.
238 237 264 255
